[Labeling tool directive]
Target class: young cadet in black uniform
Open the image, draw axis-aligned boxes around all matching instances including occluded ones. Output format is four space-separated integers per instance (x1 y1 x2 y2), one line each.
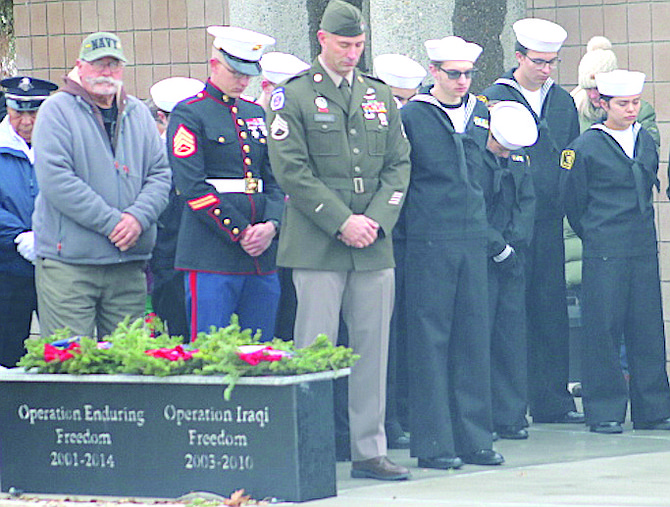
560 70 670 434
168 27 284 343
482 18 583 425
401 36 503 469
478 101 537 440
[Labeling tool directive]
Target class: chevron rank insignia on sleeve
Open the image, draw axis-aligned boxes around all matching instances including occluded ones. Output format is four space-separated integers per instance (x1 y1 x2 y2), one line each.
173 124 197 158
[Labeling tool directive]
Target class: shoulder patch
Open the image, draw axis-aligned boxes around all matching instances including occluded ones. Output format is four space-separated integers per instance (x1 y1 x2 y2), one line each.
473 116 489 129
270 114 289 141
270 87 285 111
173 124 197 158
560 149 575 171
476 95 488 105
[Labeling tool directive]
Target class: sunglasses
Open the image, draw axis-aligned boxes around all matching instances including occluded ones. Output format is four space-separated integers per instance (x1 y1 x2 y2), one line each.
438 67 478 80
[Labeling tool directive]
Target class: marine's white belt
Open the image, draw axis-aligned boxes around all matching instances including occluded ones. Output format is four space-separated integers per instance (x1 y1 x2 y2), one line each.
206 178 264 193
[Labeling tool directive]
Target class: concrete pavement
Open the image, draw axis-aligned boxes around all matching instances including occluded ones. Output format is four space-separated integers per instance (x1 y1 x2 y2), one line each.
2 421 670 507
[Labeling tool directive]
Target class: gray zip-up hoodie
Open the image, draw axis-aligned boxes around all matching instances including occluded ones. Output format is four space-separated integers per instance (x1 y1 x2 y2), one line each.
32 69 171 264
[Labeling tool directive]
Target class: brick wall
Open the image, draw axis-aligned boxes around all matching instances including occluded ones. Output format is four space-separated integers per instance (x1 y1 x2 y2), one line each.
13 0 229 99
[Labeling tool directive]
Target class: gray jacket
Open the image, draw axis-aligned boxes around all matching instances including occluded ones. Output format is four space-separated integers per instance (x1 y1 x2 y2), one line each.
32 71 170 264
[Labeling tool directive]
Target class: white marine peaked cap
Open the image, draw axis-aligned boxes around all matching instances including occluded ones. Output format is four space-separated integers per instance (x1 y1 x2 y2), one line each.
595 69 645 97
513 18 567 53
489 101 538 151
260 52 310 84
424 36 482 63
373 54 427 89
150 77 204 112
207 26 275 75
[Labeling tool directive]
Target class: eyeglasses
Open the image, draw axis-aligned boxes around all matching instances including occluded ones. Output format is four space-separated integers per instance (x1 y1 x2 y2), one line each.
90 59 123 71
219 60 251 80
438 67 478 80
525 56 561 69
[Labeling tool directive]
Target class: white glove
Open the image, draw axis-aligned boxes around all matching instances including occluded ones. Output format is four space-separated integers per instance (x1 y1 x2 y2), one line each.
14 231 36 263
493 244 514 263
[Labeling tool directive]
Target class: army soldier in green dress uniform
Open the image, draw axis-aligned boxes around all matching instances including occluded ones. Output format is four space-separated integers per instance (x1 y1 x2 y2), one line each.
168 27 284 343
267 0 411 481
560 70 670 434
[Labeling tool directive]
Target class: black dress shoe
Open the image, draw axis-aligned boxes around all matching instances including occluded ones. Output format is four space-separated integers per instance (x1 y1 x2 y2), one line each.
460 449 504 466
634 417 670 430
351 456 411 481
388 433 411 449
417 456 463 470
590 421 623 434
496 426 529 440
534 410 585 424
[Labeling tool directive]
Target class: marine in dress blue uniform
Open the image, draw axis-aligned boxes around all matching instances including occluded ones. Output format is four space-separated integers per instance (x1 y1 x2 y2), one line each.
482 19 583 424
478 101 537 439
168 27 283 342
401 36 503 469
561 70 670 433
0 76 57 366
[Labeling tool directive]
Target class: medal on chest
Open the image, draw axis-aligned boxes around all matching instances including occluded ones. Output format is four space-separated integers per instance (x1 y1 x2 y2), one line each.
246 117 267 139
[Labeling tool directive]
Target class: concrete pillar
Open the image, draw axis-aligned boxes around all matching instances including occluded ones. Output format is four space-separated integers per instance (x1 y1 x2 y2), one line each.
369 0 526 93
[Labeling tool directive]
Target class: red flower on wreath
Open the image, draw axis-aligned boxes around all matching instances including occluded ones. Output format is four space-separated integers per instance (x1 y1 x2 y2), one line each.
145 345 198 361
44 343 81 363
237 345 290 366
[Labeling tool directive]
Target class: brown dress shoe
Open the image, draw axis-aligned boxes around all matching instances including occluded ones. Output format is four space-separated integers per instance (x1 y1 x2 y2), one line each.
351 456 411 481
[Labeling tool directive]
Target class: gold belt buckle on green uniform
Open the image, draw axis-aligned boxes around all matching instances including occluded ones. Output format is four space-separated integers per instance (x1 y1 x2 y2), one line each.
353 177 364 194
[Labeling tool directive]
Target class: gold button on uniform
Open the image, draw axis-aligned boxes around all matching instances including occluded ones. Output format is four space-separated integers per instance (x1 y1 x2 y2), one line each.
243 145 250 153
214 208 221 216
223 218 231 225
353 147 360 154
246 171 253 177
237 119 245 126
260 138 266 144
240 132 248 139
218 136 225 143
232 227 240 234
244 157 252 165
232 106 238 113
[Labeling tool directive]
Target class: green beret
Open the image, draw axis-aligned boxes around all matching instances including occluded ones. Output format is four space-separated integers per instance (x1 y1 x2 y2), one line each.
320 0 366 37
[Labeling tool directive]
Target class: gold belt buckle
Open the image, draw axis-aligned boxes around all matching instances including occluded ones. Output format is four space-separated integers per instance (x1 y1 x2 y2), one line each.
245 177 259 194
353 177 364 194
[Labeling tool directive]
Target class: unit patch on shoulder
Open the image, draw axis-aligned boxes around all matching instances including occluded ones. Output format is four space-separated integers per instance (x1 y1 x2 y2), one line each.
270 87 285 111
173 124 197 158
476 95 488 105
473 116 489 129
560 149 575 171
270 114 289 140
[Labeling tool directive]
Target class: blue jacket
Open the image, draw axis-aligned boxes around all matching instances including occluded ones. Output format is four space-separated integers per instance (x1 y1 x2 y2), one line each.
0 116 36 277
